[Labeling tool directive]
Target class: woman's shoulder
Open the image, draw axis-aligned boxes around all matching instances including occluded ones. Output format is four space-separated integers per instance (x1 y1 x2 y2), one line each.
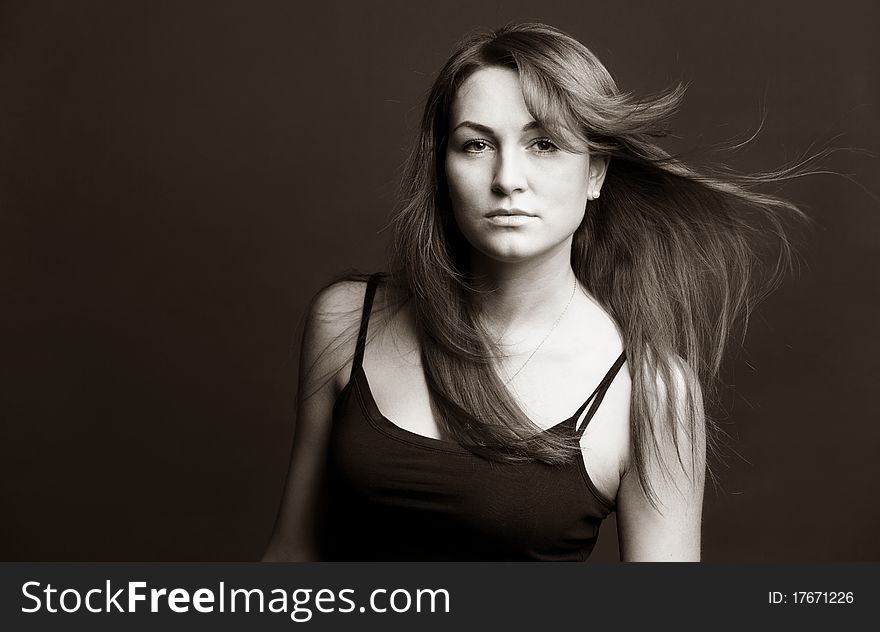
301 274 403 393
310 277 369 317
303 279 365 347
308 273 401 316
622 352 705 476
297 278 371 393
642 353 701 407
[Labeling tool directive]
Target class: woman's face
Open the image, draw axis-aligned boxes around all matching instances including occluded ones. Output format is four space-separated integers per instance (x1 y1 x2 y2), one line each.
445 66 604 265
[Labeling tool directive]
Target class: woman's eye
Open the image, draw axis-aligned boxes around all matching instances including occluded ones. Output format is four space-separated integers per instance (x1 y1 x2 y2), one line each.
463 140 491 153
532 138 558 152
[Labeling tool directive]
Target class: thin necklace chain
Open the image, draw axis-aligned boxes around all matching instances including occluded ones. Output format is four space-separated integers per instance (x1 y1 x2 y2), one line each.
503 277 578 385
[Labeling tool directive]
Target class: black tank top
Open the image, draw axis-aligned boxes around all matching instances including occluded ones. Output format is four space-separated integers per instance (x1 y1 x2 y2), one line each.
318 274 628 561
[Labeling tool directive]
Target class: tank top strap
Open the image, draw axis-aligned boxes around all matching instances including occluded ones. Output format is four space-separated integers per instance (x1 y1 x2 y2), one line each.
352 273 382 374
572 351 627 438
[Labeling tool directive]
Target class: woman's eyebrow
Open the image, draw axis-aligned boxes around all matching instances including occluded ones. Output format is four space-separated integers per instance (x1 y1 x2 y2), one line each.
451 120 542 134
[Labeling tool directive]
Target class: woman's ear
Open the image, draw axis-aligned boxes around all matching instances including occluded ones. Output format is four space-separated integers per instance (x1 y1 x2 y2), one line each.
588 155 609 198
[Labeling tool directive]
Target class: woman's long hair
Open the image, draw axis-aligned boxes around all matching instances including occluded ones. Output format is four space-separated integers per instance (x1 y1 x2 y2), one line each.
386 23 810 507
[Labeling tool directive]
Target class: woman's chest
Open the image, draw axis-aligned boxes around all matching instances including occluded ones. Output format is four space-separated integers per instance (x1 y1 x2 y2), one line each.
347 308 631 507
325 389 612 561
354 364 628 512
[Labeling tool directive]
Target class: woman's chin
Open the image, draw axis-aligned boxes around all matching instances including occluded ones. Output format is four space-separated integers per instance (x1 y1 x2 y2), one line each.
472 242 554 265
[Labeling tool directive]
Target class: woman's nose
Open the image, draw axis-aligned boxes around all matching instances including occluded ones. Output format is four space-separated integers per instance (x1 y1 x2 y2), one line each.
491 149 528 196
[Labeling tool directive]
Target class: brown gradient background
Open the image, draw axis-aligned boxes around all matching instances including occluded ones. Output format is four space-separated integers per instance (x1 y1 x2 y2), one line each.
1 0 878 561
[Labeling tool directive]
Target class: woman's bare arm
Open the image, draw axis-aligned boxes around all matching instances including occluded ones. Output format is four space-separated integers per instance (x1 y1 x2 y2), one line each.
261 281 366 561
616 360 707 562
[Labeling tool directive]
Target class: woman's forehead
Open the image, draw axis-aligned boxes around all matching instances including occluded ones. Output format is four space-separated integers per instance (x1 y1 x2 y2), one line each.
448 65 585 150
450 67 535 131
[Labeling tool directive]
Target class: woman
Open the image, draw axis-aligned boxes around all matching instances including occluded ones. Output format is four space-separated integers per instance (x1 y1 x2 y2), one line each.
263 23 805 561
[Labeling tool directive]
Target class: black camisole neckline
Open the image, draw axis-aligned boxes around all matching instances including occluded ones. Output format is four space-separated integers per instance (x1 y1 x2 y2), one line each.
353 364 608 455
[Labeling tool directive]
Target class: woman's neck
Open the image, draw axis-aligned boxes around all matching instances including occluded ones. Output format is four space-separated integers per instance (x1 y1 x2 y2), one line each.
470 244 579 337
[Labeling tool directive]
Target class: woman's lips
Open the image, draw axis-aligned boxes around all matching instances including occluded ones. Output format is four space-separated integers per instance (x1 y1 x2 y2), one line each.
485 213 538 226
486 208 535 218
